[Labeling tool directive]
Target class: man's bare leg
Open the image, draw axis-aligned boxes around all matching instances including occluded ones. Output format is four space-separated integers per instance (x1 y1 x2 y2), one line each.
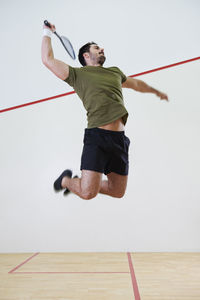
61 170 127 199
99 172 128 198
62 170 102 200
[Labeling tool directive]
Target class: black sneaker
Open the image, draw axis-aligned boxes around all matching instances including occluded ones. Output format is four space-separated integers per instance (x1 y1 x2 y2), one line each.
54 169 72 192
63 175 79 196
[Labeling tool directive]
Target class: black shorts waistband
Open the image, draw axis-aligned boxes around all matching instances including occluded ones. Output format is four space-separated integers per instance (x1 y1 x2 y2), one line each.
85 127 125 136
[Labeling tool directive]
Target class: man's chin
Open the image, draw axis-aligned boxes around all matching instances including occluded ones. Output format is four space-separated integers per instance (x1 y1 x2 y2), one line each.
98 56 106 66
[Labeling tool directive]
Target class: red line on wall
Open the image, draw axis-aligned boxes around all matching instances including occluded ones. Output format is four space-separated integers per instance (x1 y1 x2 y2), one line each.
8 252 40 274
131 56 200 77
127 252 141 300
1 56 199 114
0 91 75 114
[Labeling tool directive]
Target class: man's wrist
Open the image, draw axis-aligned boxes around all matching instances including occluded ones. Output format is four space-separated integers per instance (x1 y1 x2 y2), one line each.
43 28 52 38
150 86 159 96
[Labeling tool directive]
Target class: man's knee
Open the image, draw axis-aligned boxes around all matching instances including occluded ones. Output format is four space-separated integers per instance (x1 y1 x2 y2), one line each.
113 190 125 198
81 190 98 200
108 182 126 198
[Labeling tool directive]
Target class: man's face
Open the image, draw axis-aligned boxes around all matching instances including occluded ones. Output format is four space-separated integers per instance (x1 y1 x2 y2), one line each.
88 44 106 66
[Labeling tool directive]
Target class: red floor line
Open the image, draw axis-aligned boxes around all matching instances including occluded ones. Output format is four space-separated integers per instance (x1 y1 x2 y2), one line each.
12 271 130 274
8 252 40 274
127 252 141 300
1 56 199 114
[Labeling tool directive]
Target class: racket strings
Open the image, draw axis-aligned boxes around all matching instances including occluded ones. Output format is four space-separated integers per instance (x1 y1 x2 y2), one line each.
61 36 76 59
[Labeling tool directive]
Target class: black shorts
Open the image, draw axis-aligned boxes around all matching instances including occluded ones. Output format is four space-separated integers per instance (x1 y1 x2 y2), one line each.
80 128 130 176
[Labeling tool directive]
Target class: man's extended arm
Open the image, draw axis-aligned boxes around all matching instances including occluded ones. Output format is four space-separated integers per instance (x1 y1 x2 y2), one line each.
122 77 168 101
41 23 69 80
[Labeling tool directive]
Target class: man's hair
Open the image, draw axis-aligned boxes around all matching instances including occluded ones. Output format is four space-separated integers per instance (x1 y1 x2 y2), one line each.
78 42 97 66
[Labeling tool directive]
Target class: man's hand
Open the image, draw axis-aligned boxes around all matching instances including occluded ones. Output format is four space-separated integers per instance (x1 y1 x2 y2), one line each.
156 91 169 101
43 21 56 33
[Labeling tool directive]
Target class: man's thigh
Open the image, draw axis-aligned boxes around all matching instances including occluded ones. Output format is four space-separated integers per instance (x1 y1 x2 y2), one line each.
107 172 128 194
81 170 103 196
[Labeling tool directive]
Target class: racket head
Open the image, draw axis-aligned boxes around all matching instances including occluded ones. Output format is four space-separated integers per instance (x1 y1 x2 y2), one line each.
60 36 76 60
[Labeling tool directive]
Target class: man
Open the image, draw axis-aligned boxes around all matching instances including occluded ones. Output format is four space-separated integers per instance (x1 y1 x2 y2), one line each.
42 22 168 200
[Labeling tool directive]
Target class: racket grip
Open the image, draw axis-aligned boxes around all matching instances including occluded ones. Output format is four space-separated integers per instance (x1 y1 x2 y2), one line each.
44 20 51 28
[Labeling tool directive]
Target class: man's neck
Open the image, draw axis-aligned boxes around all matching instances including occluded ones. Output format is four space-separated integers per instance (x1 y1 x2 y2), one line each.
86 62 102 67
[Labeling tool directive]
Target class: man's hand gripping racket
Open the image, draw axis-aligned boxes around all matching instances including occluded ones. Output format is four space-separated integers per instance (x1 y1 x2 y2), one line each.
44 20 76 60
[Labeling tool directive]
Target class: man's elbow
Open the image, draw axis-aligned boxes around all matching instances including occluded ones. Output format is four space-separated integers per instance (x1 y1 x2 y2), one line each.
41 51 53 67
42 59 47 67
42 56 50 67
42 57 55 71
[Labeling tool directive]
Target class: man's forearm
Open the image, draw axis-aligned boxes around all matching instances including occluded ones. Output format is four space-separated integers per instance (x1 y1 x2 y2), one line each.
41 36 54 65
136 79 159 96
136 79 168 101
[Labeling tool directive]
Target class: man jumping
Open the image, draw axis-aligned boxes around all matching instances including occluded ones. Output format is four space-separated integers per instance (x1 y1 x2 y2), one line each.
41 22 168 200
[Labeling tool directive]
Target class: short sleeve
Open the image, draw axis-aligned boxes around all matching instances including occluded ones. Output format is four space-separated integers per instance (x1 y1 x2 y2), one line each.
114 67 127 83
115 67 127 83
121 71 127 84
63 66 77 87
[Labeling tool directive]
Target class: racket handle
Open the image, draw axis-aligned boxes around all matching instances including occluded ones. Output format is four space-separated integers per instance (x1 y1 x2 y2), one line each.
44 20 51 28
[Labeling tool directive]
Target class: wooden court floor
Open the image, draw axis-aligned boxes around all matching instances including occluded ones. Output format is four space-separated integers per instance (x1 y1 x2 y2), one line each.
0 252 200 299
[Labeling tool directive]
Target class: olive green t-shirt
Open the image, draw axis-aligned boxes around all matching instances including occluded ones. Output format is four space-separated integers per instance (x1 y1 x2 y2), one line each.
64 65 128 128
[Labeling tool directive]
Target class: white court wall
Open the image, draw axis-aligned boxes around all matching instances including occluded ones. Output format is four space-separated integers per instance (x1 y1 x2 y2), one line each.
0 0 200 110
0 60 200 252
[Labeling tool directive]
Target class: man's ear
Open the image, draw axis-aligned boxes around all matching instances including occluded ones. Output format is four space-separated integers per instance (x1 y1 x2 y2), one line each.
83 52 89 60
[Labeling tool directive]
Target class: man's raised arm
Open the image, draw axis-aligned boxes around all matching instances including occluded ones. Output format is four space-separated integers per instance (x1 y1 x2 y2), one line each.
41 22 69 80
122 77 168 101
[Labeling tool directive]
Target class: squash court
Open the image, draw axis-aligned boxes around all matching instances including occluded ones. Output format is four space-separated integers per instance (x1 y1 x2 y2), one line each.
0 1 200 299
